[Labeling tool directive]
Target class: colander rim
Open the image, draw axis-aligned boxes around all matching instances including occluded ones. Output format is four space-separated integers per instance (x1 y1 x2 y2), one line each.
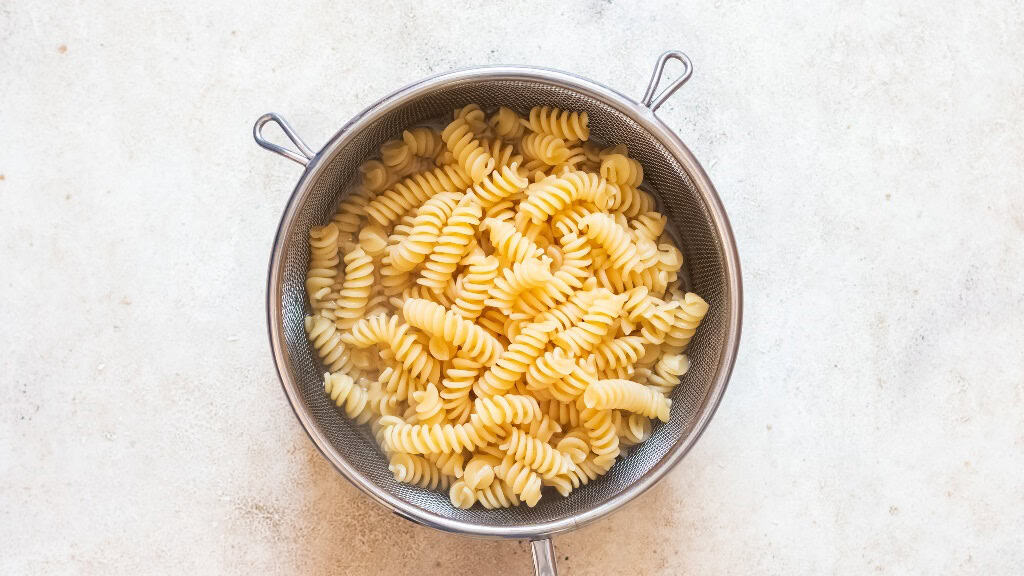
265 64 743 539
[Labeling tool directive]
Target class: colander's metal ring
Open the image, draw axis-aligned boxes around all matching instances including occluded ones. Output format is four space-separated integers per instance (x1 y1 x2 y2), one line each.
257 51 742 575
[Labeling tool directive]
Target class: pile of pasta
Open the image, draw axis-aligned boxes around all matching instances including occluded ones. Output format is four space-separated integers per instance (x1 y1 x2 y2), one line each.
304 103 708 509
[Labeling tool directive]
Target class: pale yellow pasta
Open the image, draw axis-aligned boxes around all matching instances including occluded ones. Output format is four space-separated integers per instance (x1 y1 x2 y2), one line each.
303 102 709 508
474 321 556 397
401 298 504 364
525 347 575 394
518 171 613 225
552 294 625 355
520 132 571 165
583 378 672 422
306 223 340 308
494 455 543 507
600 152 644 187
324 371 371 423
643 353 690 396
416 197 481 291
365 164 471 228
335 245 374 329
451 254 500 321
462 453 501 490
500 428 574 478
489 106 525 140
482 217 544 264
588 335 647 373
441 116 495 183
305 315 359 375
473 480 521 509
389 453 451 489
412 383 446 425
524 105 590 142
389 192 461 273
484 258 553 313
609 185 656 218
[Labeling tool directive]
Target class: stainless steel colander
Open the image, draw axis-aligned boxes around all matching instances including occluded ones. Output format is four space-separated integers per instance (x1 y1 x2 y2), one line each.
253 51 741 576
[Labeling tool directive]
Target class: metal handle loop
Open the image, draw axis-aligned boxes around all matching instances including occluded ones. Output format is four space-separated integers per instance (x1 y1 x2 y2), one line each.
253 113 315 166
531 538 557 576
641 50 694 112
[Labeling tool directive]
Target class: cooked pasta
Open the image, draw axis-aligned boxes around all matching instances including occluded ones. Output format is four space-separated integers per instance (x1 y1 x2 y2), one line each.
302 103 707 508
524 106 590 143
583 378 672 422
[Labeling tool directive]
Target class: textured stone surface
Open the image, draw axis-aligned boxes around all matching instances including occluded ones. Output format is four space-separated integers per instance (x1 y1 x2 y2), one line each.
2 1 1023 574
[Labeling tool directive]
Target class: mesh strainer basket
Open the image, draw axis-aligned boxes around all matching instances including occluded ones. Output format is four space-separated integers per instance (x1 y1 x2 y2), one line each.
254 51 741 575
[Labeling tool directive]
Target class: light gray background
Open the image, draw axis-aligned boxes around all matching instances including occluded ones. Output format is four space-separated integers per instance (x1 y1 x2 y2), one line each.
2 1 1022 574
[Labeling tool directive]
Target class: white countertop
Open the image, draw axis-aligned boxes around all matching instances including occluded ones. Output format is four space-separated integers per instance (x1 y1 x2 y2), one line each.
2 1 1022 574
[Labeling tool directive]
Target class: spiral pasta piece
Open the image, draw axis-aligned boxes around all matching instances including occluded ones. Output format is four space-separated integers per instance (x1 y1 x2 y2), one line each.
579 212 649 273
449 479 477 509
365 164 472 228
411 383 446 425
535 286 611 331
324 371 371 423
500 428 574 478
419 197 482 291
524 106 590 142
551 201 600 238
555 427 590 465
579 406 619 466
403 126 444 159
473 480 521 509
662 292 709 353
540 399 582 429
389 192 461 273
525 347 576 393
441 116 495 184
389 453 451 490
549 357 597 403
494 455 543 507
518 171 611 225
469 163 529 209
454 103 489 138
462 453 501 490
567 452 614 490
609 185 655 218
600 153 644 187
473 319 557 397
583 379 672 422
334 246 374 329
383 415 500 454
380 139 420 176
588 335 647 373
449 254 499 321
340 313 398 347
359 160 394 193
644 353 690 396
480 137 522 169
306 223 340 307
520 132 571 165
484 258 553 313
552 294 625 355
377 364 418 402
305 315 358 375
401 298 504 364
424 451 465 478
614 411 653 447
482 217 544 265
489 106 525 140
472 394 541 430
435 356 479 425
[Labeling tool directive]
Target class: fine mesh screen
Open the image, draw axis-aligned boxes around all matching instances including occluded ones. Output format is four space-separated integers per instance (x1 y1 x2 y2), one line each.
275 79 730 528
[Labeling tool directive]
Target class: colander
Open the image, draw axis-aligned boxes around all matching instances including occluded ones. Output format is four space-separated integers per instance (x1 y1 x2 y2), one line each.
253 50 741 576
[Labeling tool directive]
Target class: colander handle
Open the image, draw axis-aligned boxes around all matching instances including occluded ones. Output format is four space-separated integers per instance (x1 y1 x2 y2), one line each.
641 50 694 112
532 538 557 576
253 113 315 166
